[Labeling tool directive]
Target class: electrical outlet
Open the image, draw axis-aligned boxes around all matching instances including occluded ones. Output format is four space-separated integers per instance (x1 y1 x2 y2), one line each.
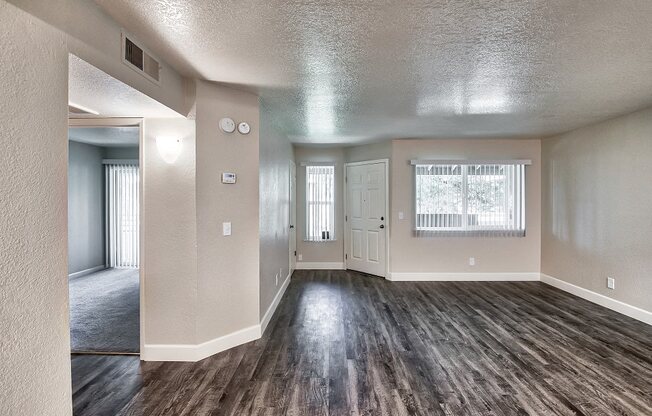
222 222 232 236
469 257 476 266
398 211 405 220
275 273 278 286
607 277 615 290
298 254 303 261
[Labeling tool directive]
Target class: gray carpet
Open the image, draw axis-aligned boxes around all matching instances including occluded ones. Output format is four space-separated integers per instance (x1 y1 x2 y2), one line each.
69 268 140 353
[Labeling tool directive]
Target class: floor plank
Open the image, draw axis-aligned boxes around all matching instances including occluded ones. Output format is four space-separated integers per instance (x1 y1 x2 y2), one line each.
72 270 652 415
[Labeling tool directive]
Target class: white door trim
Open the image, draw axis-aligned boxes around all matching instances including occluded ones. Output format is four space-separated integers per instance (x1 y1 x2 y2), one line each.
343 159 390 278
69 117 145 356
289 160 296 275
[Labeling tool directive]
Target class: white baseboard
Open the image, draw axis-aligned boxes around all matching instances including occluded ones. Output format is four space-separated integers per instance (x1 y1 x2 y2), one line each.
143 324 261 362
540 273 651 325
68 265 106 279
260 272 291 335
143 273 294 362
387 272 540 282
295 262 345 270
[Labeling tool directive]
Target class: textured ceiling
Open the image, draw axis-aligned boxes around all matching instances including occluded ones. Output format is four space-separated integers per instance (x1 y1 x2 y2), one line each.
69 54 181 118
95 0 652 144
68 127 139 147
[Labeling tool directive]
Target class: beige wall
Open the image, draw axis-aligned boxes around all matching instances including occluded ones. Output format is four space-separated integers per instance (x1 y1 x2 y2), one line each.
195 81 260 341
294 146 346 264
7 0 188 115
542 107 652 311
391 139 541 273
0 2 71 414
142 118 198 346
259 106 293 319
344 141 392 163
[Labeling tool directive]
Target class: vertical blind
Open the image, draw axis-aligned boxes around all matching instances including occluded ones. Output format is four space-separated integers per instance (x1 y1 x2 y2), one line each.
105 163 140 268
413 161 527 236
305 165 335 241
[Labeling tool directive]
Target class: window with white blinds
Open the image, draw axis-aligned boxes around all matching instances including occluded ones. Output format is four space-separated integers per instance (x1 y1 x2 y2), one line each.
413 161 527 236
105 163 140 268
305 165 335 241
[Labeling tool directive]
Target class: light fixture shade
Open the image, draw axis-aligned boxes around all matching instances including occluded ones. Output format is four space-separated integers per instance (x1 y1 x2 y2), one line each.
156 136 182 164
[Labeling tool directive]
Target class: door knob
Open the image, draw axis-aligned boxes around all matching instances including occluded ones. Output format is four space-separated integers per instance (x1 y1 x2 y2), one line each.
380 224 385 229
290 225 294 229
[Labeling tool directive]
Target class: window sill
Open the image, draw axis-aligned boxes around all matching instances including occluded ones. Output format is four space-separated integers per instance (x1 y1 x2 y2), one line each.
413 229 526 237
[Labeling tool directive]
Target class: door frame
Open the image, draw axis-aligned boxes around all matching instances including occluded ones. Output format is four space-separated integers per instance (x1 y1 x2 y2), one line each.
289 160 297 276
68 117 145 355
343 159 390 278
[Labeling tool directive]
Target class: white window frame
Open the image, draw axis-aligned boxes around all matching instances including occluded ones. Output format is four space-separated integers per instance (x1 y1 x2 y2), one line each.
411 159 530 237
304 164 336 242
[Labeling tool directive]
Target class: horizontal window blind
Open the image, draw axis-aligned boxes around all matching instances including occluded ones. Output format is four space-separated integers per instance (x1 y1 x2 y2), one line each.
106 164 140 268
415 163 526 237
306 165 335 241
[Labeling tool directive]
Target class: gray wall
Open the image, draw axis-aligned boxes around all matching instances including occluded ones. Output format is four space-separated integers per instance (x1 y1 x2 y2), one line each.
68 141 105 274
259 105 293 319
542 106 652 311
105 146 139 159
68 142 139 275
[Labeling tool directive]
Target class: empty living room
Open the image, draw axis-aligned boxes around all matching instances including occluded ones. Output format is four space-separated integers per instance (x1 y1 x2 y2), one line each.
1 0 650 415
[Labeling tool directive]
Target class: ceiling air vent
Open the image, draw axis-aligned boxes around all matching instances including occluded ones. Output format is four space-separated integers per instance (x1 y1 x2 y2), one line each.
122 32 160 84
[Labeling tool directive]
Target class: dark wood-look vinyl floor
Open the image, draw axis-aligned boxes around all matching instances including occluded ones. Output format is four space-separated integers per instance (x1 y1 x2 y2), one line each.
72 270 652 416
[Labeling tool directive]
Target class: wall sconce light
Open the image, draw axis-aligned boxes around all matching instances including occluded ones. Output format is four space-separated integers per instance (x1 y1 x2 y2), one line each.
156 136 182 164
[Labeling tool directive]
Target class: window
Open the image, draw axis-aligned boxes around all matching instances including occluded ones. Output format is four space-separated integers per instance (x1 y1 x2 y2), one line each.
413 161 528 236
305 165 335 241
105 163 140 267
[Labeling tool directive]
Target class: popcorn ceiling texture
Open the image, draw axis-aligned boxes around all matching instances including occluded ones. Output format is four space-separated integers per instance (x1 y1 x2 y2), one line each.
96 0 652 144
0 2 72 415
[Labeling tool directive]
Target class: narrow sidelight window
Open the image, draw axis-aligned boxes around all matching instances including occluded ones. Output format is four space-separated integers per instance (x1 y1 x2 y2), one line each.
305 165 335 241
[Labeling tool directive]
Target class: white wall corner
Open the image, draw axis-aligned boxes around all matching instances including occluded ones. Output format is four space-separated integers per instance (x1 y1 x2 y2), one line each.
387 272 541 282
295 262 345 270
260 272 291 335
143 273 293 362
540 273 652 325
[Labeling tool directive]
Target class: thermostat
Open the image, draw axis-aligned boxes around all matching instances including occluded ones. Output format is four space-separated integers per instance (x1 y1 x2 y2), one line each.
222 172 237 184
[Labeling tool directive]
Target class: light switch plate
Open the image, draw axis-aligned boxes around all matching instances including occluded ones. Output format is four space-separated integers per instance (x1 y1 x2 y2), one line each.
223 222 232 236
398 211 405 220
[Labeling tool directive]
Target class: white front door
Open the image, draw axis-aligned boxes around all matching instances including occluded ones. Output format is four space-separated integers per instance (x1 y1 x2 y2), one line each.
289 161 297 275
346 161 387 277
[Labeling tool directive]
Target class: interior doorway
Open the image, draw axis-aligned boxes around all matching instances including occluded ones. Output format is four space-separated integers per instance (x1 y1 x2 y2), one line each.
344 160 389 277
67 120 142 354
289 160 297 275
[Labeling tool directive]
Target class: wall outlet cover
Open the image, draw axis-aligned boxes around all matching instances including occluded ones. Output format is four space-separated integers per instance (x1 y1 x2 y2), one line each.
607 277 615 289
222 222 232 236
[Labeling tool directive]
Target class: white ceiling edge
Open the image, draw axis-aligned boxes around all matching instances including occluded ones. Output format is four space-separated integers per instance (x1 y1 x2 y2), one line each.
69 53 183 119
